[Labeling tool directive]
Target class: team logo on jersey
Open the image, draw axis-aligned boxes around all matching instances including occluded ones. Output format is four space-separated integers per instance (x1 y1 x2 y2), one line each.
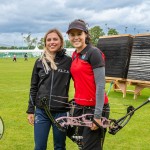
81 53 86 59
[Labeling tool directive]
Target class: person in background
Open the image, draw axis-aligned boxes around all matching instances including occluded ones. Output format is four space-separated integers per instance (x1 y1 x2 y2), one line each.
26 28 72 150
24 53 28 61
66 19 110 150
13 54 17 62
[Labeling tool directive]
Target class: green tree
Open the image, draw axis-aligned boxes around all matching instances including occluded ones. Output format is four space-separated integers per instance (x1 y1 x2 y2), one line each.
0 46 7 49
23 33 32 49
32 37 38 48
89 26 105 46
38 38 44 49
65 40 74 48
23 33 38 49
108 28 119 35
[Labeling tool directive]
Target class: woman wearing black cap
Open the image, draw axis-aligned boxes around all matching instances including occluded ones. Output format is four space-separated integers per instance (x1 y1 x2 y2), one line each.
66 19 109 150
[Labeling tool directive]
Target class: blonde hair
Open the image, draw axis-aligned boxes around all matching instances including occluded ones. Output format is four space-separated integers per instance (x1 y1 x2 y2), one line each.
41 29 64 73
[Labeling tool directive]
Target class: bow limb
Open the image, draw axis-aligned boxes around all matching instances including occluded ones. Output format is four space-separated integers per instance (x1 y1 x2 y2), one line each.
41 97 66 132
56 114 110 128
56 114 94 128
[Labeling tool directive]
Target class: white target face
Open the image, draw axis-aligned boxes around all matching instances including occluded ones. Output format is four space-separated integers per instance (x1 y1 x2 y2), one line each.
0 117 4 139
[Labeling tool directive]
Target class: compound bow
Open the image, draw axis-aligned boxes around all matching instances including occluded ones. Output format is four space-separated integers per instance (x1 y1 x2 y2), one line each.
41 95 150 135
55 98 150 135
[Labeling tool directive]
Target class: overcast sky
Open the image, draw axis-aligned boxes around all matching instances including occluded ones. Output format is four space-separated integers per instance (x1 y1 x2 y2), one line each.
0 0 150 47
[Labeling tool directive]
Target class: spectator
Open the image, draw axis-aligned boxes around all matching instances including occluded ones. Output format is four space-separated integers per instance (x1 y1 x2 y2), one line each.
24 53 28 61
13 54 17 62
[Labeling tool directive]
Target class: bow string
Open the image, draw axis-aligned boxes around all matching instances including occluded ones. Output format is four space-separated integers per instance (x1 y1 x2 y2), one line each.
51 97 150 135
40 90 150 135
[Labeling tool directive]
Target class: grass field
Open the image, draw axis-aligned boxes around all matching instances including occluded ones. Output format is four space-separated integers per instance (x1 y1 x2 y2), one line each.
0 58 149 150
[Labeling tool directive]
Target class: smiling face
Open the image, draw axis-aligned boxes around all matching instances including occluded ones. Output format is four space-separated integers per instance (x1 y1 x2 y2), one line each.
68 29 87 52
45 32 62 54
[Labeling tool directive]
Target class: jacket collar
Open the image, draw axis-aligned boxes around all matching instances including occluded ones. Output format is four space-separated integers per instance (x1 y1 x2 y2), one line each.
56 49 66 58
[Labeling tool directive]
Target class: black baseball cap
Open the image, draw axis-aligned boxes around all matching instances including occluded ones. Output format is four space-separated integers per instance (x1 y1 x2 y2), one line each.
66 20 88 33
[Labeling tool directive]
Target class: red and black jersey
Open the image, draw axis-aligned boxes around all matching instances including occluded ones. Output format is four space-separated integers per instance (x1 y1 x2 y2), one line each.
70 44 108 106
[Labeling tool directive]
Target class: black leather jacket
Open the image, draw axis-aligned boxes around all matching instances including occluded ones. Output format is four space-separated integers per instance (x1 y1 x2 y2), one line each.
26 49 72 114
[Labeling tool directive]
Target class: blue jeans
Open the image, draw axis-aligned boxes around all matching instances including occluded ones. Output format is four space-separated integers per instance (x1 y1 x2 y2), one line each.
34 108 67 150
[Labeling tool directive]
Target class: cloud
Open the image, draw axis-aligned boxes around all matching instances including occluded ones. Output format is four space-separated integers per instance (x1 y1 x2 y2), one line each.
0 0 149 46
65 0 143 11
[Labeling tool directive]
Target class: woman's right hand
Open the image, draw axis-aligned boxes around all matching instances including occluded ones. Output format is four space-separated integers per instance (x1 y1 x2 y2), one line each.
27 114 34 126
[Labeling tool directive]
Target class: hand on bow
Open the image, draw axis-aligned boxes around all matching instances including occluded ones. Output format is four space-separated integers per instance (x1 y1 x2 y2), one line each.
91 118 102 130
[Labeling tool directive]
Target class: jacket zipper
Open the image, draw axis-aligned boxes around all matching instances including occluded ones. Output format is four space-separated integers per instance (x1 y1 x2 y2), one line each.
49 70 54 110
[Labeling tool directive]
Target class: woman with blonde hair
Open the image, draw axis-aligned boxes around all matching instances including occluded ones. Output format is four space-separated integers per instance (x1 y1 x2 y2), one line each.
27 28 72 150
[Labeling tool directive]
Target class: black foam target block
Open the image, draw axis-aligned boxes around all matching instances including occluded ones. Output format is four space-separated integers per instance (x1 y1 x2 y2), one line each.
97 35 133 78
127 34 150 81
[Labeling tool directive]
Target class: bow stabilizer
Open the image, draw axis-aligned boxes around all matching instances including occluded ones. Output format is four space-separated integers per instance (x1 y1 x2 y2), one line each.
108 98 150 135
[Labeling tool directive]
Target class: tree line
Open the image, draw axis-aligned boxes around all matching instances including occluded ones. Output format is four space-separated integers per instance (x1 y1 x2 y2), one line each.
0 26 119 49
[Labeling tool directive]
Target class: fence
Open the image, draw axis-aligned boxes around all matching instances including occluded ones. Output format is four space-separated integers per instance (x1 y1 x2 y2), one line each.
0 48 75 58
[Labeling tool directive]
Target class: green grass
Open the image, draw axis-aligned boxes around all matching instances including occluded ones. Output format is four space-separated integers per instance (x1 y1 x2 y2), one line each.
0 58 149 150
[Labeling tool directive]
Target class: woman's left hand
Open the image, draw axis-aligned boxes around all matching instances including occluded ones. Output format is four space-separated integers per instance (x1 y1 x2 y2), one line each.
91 118 102 130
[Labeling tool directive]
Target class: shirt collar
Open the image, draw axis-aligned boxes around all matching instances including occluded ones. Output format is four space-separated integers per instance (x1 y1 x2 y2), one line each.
75 44 92 55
